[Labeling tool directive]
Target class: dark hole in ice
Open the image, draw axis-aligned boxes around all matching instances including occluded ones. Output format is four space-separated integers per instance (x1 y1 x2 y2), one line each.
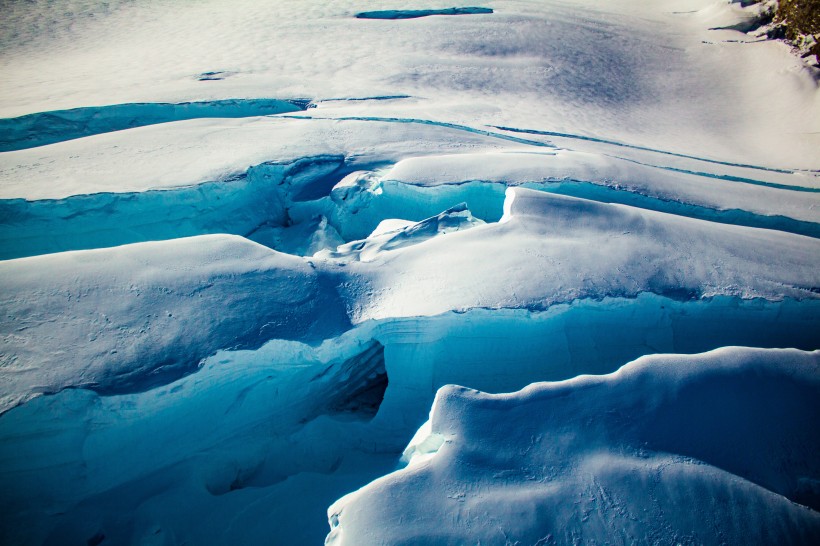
86 532 105 546
321 341 388 419
198 71 227 81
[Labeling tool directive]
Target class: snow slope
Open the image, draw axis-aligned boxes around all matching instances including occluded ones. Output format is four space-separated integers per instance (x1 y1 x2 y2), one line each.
328 347 820 545
1 0 818 167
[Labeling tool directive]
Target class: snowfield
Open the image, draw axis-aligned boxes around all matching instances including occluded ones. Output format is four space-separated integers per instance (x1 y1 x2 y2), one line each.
0 0 818 545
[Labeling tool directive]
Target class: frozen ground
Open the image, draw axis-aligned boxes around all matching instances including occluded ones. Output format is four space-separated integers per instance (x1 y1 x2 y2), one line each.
0 0 818 545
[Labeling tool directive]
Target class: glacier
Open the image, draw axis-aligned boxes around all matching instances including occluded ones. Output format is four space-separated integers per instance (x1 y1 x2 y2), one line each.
0 0 819 545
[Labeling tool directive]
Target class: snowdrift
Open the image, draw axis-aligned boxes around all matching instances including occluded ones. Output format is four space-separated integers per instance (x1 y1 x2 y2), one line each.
328 347 820 545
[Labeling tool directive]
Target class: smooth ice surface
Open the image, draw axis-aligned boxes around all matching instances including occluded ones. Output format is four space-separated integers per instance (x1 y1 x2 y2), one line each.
328 347 820 545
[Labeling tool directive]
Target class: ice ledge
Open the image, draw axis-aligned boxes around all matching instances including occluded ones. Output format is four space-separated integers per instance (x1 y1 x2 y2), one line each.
326 347 820 545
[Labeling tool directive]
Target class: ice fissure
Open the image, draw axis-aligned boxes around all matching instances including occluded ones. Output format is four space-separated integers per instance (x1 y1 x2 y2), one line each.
2 136 820 543
0 99 309 152
1 295 819 544
2 1 820 542
4 142 819 261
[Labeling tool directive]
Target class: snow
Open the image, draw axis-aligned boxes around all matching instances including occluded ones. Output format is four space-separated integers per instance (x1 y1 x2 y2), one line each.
318 203 485 262
0 0 818 544
0 117 508 200
384 150 819 208
0 235 349 411
345 188 820 321
1 0 818 166
327 347 820 545
3 188 818 413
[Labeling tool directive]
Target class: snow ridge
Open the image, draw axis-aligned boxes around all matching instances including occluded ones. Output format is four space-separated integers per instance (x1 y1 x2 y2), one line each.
327 348 820 545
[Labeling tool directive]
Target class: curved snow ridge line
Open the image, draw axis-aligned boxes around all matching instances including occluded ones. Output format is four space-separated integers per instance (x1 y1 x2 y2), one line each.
0 98 309 152
4 290 820 415
355 7 493 20
491 124 819 176
0 154 349 260
327 347 820 545
501 187 818 249
353 188 820 320
533 180 820 238
278 115 555 148
0 234 353 414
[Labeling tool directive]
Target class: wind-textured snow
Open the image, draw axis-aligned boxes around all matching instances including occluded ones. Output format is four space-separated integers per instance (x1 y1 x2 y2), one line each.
328 348 820 545
0 0 818 544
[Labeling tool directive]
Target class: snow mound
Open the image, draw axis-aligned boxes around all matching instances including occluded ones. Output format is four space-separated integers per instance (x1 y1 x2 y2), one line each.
327 347 820 545
3 189 819 414
0 234 348 411
0 0 819 542
382 150 820 228
351 188 820 321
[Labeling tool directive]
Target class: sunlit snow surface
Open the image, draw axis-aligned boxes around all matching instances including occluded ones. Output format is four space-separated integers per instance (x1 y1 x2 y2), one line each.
0 0 819 545
329 347 820 545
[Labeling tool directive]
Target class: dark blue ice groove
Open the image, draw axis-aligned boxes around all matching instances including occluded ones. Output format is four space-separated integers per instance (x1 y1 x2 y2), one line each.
280 115 556 148
315 95 413 103
611 155 820 194
4 159 817 261
355 7 493 19
491 124 819 175
0 155 345 260
0 99 309 152
537 181 820 238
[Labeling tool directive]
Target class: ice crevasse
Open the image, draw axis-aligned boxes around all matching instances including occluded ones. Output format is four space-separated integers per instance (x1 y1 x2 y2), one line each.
0 0 819 544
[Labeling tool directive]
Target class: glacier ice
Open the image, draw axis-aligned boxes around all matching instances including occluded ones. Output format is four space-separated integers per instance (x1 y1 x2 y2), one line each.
0 99 307 152
1 0 819 544
327 348 820 545
3 300 819 544
3 188 819 412
2 184 819 543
